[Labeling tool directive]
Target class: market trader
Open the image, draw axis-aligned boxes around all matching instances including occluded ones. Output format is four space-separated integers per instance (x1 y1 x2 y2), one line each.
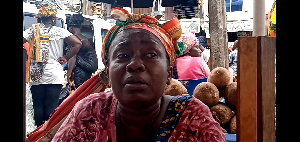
52 7 225 142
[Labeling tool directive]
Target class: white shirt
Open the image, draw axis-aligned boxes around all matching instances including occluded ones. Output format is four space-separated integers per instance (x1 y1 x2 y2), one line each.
23 24 73 85
201 49 210 64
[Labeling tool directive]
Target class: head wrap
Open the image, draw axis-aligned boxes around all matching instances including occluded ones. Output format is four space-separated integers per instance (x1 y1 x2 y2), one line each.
35 2 57 18
176 31 198 56
101 8 182 67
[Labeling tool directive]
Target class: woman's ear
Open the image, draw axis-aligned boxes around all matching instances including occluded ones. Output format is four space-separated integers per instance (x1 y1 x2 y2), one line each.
99 67 110 85
105 67 112 86
167 66 173 85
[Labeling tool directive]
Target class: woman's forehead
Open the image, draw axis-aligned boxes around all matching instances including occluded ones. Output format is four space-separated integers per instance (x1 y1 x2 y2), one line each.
111 29 162 44
115 28 157 38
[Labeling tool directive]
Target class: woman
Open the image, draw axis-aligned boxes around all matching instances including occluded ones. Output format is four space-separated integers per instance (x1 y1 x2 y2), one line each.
23 2 82 127
173 32 211 80
52 8 225 142
66 14 98 89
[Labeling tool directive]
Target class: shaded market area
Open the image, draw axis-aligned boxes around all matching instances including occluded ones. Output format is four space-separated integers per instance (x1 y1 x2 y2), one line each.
23 0 276 141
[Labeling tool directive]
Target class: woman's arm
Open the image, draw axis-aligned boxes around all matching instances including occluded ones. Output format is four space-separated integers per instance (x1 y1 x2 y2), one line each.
63 35 82 61
58 35 82 65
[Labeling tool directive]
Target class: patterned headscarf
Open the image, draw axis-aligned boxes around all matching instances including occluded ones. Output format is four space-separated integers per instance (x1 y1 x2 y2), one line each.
35 2 57 18
101 8 182 67
176 31 198 56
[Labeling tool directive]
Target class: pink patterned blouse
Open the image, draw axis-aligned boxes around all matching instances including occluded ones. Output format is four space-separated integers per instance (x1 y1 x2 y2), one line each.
52 92 225 142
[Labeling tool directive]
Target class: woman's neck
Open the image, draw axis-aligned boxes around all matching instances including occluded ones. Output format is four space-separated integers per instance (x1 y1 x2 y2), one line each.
116 95 174 142
73 30 82 36
117 98 162 127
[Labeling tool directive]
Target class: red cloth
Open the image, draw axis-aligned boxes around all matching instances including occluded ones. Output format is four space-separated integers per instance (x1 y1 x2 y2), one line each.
52 93 225 142
23 42 30 55
176 56 210 80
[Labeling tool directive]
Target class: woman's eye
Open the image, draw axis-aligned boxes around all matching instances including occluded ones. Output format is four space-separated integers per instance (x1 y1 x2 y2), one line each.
117 54 129 58
145 53 157 58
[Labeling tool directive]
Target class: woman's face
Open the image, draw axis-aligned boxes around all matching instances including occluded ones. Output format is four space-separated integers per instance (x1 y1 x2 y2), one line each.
189 46 202 57
107 29 172 108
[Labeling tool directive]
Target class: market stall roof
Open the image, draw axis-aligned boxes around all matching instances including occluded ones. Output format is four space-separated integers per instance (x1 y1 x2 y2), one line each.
87 0 198 8
161 0 198 7
87 0 154 8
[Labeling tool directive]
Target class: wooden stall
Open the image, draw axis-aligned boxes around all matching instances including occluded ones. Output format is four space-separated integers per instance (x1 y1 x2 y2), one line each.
237 36 276 142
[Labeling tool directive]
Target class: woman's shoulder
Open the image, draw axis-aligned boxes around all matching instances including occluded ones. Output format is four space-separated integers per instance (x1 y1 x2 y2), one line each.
188 96 211 111
170 95 212 116
171 95 209 110
75 92 116 109
170 95 193 102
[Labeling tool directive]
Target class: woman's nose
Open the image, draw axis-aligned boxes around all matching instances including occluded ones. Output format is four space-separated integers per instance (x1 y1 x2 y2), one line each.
126 57 145 72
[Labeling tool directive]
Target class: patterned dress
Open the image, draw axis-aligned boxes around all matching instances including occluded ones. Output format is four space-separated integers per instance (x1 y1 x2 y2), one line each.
52 93 225 142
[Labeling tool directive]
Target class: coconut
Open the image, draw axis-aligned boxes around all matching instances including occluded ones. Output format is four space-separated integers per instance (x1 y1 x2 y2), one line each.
208 67 231 89
230 115 237 134
210 103 235 125
164 78 188 96
224 82 238 108
193 82 219 107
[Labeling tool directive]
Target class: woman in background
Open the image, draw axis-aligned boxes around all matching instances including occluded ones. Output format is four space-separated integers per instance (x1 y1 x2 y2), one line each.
173 31 211 80
23 2 82 127
66 14 98 88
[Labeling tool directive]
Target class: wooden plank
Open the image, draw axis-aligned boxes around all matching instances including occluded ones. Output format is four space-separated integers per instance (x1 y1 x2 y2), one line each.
237 36 276 142
237 37 258 142
257 36 276 142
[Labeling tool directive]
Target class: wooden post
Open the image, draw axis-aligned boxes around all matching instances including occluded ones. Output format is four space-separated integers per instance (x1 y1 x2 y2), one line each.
23 48 27 141
208 0 228 70
237 36 276 142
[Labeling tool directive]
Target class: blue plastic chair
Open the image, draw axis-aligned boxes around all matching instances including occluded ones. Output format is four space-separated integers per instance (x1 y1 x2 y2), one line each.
177 77 208 95
225 133 237 142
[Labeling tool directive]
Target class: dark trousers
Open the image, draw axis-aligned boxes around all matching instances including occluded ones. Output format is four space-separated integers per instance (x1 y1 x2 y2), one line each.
30 84 62 127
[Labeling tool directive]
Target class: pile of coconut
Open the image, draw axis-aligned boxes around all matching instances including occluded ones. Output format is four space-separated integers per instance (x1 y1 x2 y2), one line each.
163 67 237 134
193 67 237 134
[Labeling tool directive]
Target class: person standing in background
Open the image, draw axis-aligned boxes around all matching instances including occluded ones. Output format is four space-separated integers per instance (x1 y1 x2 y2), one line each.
23 2 82 127
173 31 210 80
66 14 98 88
229 40 238 77
197 36 210 64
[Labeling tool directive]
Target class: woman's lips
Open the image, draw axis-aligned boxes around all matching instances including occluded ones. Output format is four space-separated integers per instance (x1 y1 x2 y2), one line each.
124 76 148 85
124 76 148 88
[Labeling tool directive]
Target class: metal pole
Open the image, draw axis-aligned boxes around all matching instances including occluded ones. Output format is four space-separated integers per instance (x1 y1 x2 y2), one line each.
253 0 265 36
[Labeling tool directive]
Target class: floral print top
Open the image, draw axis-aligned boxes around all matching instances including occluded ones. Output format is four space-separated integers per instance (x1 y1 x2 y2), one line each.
52 92 225 142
